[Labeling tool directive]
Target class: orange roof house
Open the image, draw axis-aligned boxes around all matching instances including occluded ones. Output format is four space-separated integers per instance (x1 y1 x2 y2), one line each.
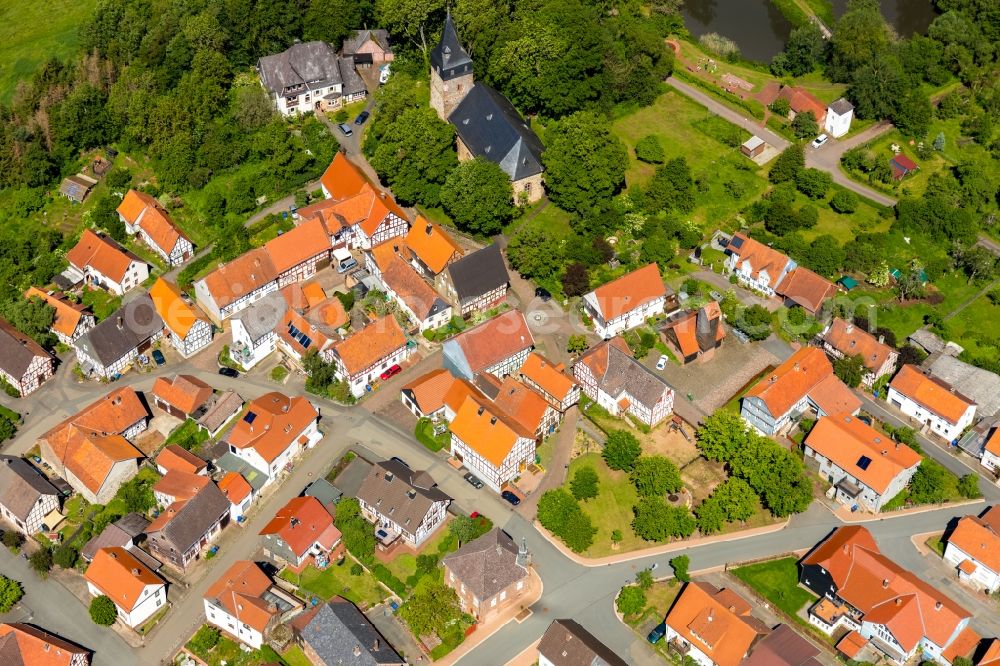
944 505 1000 584
151 374 213 417
218 471 253 508
117 189 191 261
24 287 94 342
980 638 1000 666
800 526 971 657
319 152 368 201
0 623 90 665
822 318 898 384
583 263 669 337
66 229 140 285
661 301 726 363
742 346 860 435
664 582 766 666
401 368 458 418
377 253 452 327
204 560 301 646
196 247 278 317
775 266 837 315
259 496 340 563
226 392 318 466
85 547 164 613
264 215 331 278
276 307 336 362
155 443 208 476
805 414 921 509
725 232 792 288
330 315 407 377
518 352 580 410
449 396 532 469
442 310 534 380
37 388 148 503
776 86 828 123
889 364 976 426
492 375 553 437
308 297 350 330
149 278 208 340
153 469 211 503
405 217 463 275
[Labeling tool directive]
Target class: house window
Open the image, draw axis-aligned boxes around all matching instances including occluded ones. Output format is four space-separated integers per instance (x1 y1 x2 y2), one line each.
490 597 497 607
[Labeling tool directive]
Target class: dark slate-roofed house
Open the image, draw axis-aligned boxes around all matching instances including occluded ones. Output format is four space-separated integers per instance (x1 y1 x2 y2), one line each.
258 41 367 116
537 619 628 666
293 598 405 666
0 318 54 396
0 455 60 536
146 482 230 571
72 294 165 379
430 12 544 203
436 244 510 316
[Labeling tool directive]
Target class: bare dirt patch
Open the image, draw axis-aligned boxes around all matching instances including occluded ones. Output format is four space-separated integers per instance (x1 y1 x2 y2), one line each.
680 458 728 503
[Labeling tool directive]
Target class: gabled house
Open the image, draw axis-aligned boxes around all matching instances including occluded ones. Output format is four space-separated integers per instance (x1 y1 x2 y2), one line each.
224 392 320 486
799 526 972 664
148 278 212 357
981 428 1000 479
117 190 193 266
741 346 861 436
146 481 230 571
0 455 60 536
0 623 91 666
582 263 674 339
489 374 561 438
194 248 279 324
825 98 855 137
292 599 404 666
356 459 451 548
537 619 628 666
437 244 510 316
264 216 332 287
258 41 366 116
663 582 767 666
887 364 977 443
0 318 54 396
38 388 148 504
400 368 458 420
151 374 213 420
368 244 452 332
943 505 1000 594
66 230 148 296
230 293 282 369
319 151 368 202
518 352 581 413
443 528 529 620
449 396 536 493
404 217 463 279
821 318 898 388
741 624 822 666
198 390 245 438
803 414 921 513
775 266 837 316
342 29 394 65
85 547 166 629
259 496 340 568
24 287 95 345
329 316 410 398
204 560 303 649
724 232 793 296
155 444 208 477
775 86 828 125
442 310 533 380
80 513 151 564
152 470 210 507
661 302 726 364
927 354 1000 419
275 306 337 366
73 295 165 379
218 471 254 522
573 337 674 428
430 12 545 203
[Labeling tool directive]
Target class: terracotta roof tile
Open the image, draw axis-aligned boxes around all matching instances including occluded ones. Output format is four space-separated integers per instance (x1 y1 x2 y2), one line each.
587 263 666 322
66 230 137 283
153 469 211 502
805 414 921 494
837 630 868 658
726 232 791 282
308 298 349 330
149 278 206 337
332 316 406 376
980 638 1000 665
823 318 896 375
118 190 189 255
447 310 534 375
808 374 863 416
85 547 163 612
890 364 975 424
746 347 859 418
300 282 327 309
152 374 212 415
987 429 1000 457
259 496 337 558
156 444 208 475
493 376 549 435
226 392 317 464
264 216 331 275
0 623 89 665
405 217 463 274
319 153 368 201
402 368 456 415
778 86 828 122
946 506 1000 575
519 352 578 403
201 248 278 309
205 560 277 633
24 287 90 339
449 395 528 467
378 253 448 321
776 266 837 314
218 471 253 505
442 378 480 415
942 626 981 664
665 582 762 666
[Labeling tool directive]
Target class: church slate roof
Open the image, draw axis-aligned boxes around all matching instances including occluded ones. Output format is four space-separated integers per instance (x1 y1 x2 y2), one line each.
430 11 473 81
448 84 544 181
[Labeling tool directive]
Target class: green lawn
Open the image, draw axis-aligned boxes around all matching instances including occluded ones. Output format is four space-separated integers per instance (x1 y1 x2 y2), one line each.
567 453 644 557
936 294 1000 365
163 419 211 451
280 559 387 608
414 418 450 452
926 534 946 557
0 0 98 104
730 557 816 618
281 646 313 666
80 288 122 322
186 632 284 666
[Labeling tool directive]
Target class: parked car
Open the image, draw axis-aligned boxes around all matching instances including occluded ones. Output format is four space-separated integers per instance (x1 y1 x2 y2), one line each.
380 364 402 380
647 622 667 644
709 290 723 301
501 490 521 506
336 257 358 273
811 133 829 148
354 110 370 125
655 354 668 370
338 123 353 136
464 473 484 489
152 350 166 366
535 286 551 302
218 367 239 378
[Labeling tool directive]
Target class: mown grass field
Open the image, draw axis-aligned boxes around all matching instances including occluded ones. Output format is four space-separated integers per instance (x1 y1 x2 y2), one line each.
0 0 98 104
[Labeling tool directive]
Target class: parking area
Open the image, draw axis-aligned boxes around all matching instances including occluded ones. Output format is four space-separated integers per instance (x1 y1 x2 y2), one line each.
917 548 1000 638
659 338 780 414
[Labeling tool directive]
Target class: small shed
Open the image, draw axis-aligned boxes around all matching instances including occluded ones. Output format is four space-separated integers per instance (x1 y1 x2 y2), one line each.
741 135 766 158
837 276 858 291
59 174 98 203
890 154 919 180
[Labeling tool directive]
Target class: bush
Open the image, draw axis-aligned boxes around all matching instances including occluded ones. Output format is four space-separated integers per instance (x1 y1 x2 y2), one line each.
616 585 647 616
188 625 220 653
537 489 596 553
2 529 24 552
89 595 117 626
670 555 691 582
54 545 78 569
635 135 665 164
29 548 53 576
570 466 600 501
957 474 981 499
350 563 363 576
830 190 859 214
602 430 642 471
0 575 23 612
373 563 408 596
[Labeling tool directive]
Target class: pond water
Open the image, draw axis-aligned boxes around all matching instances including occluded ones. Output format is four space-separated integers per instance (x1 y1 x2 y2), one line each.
682 0 941 63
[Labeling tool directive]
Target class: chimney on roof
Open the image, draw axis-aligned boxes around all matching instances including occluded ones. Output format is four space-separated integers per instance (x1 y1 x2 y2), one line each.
883 579 890 588
846 324 854 334
353 645 362 657
935 601 943 611
707 610 714 622
793 362 800 371
895 598 902 606
130 568 139 575
477 406 484 416
490 416 497 425
372 639 380 651
878 335 885 344
425 223 433 235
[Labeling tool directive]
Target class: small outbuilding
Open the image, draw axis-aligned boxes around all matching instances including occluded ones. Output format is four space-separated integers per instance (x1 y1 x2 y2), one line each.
825 98 855 138
59 174 98 203
890 154 919 180
741 135 766 158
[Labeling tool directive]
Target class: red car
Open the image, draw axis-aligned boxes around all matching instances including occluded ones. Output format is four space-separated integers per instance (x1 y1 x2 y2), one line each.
379 364 402 381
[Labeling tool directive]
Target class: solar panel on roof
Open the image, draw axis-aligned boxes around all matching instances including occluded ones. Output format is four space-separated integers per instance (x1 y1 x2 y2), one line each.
856 455 872 471
300 335 312 348
730 236 744 249
289 324 301 338
244 411 257 424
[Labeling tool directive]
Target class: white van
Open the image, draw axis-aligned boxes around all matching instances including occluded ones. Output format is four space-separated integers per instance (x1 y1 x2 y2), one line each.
333 247 357 273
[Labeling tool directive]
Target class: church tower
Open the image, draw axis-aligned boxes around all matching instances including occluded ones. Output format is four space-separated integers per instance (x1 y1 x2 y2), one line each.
430 10 475 121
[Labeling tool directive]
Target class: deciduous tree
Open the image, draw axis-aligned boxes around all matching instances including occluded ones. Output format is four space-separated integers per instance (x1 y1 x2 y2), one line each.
0 575 23 612
570 465 600 501
543 111 628 214
440 158 515 235
630 456 683 497
616 585 646 616
507 226 564 279
603 430 642 471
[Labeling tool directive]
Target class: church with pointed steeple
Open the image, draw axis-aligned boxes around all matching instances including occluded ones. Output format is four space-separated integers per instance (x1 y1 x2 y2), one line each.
430 11 545 203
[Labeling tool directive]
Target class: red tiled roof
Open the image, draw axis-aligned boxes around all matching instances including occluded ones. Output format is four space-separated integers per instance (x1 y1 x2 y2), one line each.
152 470 211 502
946 506 1000 576
155 444 208 475
264 216 331 275
226 392 317 464
152 374 212 415
588 264 666 321
218 471 253 506
200 248 278 309
332 316 406 376
319 152 368 201
450 396 528 467
405 217 463 274
204 560 277 633
259 496 337 558
746 347 858 418
402 368 456 415
519 352 577 403
823 318 896 375
24 287 90 339
665 582 761 666
85 547 163 612
118 190 189 255
889 365 975 424
449 310 534 375
943 626 982 664
66 230 136 283
837 630 868 659
777 86 827 123
0 623 89 665
149 278 207 338
776 267 837 314
727 232 791 282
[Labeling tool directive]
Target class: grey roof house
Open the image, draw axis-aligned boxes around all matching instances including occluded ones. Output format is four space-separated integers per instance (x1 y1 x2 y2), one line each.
442 528 529 618
146 482 230 571
356 459 451 548
73 294 165 379
537 619 628 666
0 455 60 536
293 598 404 666
258 41 366 116
929 354 1000 417
439 244 510 316
0 318 54 397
